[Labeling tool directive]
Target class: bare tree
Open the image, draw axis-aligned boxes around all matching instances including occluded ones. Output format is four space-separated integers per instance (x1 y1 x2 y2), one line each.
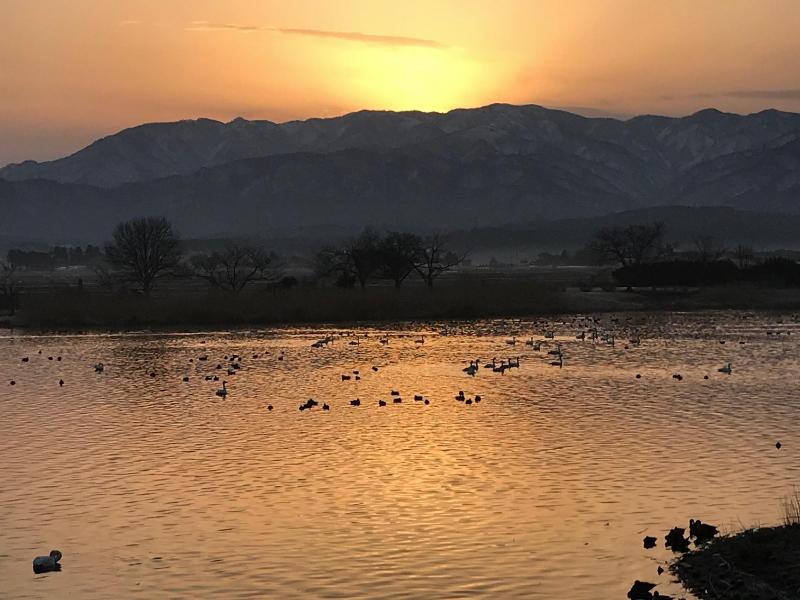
734 244 755 269
413 232 466 288
692 234 726 263
380 231 422 287
104 217 181 295
191 244 278 292
346 228 384 289
592 222 666 267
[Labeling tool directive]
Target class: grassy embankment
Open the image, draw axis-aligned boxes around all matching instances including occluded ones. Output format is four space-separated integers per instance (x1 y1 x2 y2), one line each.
671 494 800 600
5 268 800 330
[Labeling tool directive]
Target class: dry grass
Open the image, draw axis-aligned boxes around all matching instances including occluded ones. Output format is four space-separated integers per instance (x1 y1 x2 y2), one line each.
14 278 568 330
672 523 800 600
783 489 800 526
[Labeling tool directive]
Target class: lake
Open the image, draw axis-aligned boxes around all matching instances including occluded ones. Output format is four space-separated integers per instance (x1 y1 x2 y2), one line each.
1 311 798 599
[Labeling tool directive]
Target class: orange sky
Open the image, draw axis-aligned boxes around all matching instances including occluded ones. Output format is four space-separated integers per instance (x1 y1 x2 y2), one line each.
2 0 799 165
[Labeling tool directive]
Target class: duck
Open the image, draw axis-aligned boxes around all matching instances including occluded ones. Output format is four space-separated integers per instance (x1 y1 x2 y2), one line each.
390 390 400 396
94 362 104 373
322 403 330 411
350 398 361 406
59 379 64 387
378 399 387 407
474 395 481 403
33 550 62 574
341 374 351 381
717 363 732 374
267 405 273 411
215 381 228 397
393 397 402 404
414 394 424 401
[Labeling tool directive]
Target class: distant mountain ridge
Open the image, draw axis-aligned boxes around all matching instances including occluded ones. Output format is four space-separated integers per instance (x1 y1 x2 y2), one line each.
1 103 800 241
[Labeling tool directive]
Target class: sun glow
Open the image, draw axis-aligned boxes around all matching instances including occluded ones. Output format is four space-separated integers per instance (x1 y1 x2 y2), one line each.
340 46 489 113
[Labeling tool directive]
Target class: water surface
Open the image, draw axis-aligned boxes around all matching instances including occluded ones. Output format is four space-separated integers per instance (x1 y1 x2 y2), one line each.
2 311 798 598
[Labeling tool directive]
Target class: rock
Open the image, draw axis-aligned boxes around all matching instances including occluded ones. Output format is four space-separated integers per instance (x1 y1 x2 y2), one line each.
627 579 656 599
32 550 62 574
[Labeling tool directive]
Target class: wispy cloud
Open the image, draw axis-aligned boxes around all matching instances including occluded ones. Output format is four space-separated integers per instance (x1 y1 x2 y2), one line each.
660 89 800 101
725 89 800 100
186 21 261 32
185 21 445 49
120 20 142 26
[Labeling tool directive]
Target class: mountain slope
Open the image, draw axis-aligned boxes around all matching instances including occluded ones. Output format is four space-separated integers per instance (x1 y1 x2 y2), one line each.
2 104 800 242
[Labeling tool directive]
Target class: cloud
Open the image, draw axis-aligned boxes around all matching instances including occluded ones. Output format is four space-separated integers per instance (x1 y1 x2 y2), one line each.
120 20 142 26
660 89 800 101
276 27 445 49
186 21 261 32
725 89 800 100
185 21 445 49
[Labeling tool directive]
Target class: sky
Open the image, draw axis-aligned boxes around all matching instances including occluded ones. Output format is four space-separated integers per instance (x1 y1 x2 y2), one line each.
1 0 799 166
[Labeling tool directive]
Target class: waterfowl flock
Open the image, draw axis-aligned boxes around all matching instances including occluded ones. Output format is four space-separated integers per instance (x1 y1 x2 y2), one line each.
3 314 784 445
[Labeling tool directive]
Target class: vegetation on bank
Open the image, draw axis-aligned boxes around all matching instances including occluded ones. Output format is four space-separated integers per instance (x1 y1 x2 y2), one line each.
669 492 800 600
3 216 800 329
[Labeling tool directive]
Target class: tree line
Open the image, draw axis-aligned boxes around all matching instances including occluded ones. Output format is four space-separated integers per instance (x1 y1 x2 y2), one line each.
1 217 466 300
314 228 466 289
591 221 800 287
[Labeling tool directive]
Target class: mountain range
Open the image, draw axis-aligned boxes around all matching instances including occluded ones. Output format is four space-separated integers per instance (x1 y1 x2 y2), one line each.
1 103 799 242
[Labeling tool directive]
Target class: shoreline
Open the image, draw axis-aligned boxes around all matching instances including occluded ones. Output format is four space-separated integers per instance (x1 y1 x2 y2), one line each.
2 283 800 333
671 524 800 600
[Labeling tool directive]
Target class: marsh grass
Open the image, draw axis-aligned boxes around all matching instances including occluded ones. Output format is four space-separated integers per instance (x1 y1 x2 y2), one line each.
782 489 800 526
15 278 570 329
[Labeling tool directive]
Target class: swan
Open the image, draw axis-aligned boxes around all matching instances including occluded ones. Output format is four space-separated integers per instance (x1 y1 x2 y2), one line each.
718 363 732 374
463 361 478 376
506 336 517 346
215 381 228 397
415 336 425 344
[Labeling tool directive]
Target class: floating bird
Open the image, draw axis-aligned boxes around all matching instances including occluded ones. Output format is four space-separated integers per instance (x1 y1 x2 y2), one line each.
689 519 718 544
423 399 430 405
414 394 424 401
664 527 690 552
506 336 517 346
378 399 387 407
182 376 189 382
372 366 379 372
341 374 351 381
776 441 782 449
32 550 62 574
415 336 425 345
393 397 402 404
59 379 64 387
94 362 104 373
215 381 228 397
267 405 273 411
21 357 29 362
474 395 481 403
322 403 330 411
390 390 400 396
350 398 361 406
717 363 732 374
